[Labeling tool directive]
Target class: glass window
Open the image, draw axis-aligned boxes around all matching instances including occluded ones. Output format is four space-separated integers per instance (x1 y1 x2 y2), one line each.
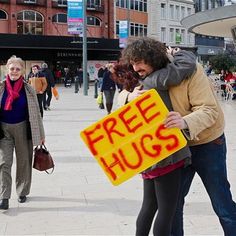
181 6 185 19
187 33 191 44
175 6 180 20
87 16 101 26
57 0 67 6
130 22 134 36
144 25 147 36
17 10 44 35
161 3 166 19
169 5 174 20
130 0 134 10
17 11 23 20
52 13 67 23
116 20 119 36
187 8 191 16
139 0 143 11
124 0 147 12
87 0 101 8
170 28 174 42
181 29 185 44
0 10 7 20
161 27 166 42
24 11 35 21
130 22 147 37
143 0 147 12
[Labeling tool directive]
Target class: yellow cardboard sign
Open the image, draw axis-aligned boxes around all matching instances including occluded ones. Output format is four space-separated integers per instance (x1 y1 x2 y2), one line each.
80 89 187 186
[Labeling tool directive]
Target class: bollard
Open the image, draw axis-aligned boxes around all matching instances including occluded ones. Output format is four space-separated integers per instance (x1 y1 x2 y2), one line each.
94 79 98 98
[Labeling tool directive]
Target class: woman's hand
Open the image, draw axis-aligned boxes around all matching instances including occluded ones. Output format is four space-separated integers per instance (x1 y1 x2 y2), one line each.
41 139 45 145
127 85 147 102
164 111 188 129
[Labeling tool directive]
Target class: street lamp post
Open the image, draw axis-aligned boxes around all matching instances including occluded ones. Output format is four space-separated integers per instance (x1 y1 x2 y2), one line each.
83 0 88 95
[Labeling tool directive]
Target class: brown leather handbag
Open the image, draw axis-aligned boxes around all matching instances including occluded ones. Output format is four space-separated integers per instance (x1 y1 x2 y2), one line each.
33 144 54 174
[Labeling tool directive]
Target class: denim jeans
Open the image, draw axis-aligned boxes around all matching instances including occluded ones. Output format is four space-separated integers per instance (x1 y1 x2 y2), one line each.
171 134 236 236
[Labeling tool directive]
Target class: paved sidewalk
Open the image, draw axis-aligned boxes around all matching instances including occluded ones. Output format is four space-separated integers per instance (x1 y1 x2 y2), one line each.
0 84 236 235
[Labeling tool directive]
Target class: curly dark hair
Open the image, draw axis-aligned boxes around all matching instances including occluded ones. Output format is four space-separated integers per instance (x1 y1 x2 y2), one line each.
121 37 169 71
111 62 140 92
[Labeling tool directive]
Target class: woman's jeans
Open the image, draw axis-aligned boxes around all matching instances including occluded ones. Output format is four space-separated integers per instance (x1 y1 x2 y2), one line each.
171 134 236 236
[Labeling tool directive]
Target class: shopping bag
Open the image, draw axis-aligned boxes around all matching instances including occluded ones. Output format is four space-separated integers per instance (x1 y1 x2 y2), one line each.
52 87 59 100
96 93 105 109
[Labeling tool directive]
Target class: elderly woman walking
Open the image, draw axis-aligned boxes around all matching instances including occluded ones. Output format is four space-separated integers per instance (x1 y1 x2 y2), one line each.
0 55 45 210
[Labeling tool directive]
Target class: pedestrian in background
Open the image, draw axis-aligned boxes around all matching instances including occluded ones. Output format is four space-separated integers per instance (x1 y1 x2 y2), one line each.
97 65 105 88
28 65 47 117
64 67 72 88
119 37 236 236
101 63 116 114
75 67 83 93
41 63 55 111
0 55 45 210
205 64 212 76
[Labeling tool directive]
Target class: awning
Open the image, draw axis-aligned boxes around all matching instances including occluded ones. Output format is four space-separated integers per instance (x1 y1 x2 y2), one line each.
0 33 121 51
181 4 236 39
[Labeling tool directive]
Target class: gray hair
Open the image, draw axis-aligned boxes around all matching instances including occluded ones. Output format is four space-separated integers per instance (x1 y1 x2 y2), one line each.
6 55 25 74
41 63 48 69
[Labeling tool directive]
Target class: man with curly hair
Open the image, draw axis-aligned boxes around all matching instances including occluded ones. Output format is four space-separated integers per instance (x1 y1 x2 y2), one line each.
118 37 236 236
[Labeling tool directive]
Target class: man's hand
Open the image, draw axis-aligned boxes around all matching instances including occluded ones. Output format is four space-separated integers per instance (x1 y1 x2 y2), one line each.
164 111 188 129
127 85 147 102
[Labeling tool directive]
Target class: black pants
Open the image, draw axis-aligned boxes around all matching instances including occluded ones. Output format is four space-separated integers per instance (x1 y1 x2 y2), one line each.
36 93 44 117
136 168 181 236
43 86 52 109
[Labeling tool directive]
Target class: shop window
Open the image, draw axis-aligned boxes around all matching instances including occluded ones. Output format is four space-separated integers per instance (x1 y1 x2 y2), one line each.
52 13 67 23
0 10 7 20
17 10 44 35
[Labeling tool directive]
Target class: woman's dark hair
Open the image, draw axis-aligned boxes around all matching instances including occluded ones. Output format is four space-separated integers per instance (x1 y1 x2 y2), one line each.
121 37 169 71
111 63 140 92
32 65 40 69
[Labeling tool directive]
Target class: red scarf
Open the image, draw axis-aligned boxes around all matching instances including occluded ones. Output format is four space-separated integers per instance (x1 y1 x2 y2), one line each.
4 75 24 111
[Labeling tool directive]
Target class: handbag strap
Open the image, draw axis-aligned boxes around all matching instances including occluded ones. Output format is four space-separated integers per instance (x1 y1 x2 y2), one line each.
45 167 54 174
34 144 48 151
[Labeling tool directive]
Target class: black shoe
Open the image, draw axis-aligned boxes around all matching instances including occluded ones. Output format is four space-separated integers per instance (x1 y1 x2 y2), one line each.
0 199 9 210
18 196 27 203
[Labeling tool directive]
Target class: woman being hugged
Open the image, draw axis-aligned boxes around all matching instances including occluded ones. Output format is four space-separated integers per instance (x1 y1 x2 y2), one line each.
0 55 45 210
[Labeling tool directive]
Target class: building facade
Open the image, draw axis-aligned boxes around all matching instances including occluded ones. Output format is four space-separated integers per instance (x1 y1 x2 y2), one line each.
0 0 120 79
115 0 148 39
148 0 195 48
193 0 225 63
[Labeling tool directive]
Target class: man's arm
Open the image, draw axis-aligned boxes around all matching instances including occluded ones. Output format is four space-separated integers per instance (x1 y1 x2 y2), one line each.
166 64 220 140
146 50 197 90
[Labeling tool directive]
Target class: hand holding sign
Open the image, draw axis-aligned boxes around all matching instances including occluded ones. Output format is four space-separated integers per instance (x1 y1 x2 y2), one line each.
80 89 187 186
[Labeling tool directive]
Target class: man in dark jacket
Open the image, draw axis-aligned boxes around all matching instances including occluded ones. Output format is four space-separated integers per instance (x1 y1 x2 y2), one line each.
75 67 83 93
97 65 105 88
41 63 55 110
